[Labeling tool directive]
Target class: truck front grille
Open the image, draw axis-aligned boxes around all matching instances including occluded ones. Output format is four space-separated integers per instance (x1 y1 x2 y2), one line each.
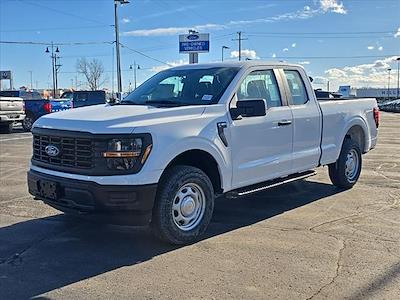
33 134 94 169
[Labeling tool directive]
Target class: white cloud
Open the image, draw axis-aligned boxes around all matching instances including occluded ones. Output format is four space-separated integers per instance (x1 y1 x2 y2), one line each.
367 46 374 50
151 59 187 73
323 56 399 89
292 43 297 48
298 61 311 65
123 1 347 37
378 46 383 51
122 17 130 24
319 0 347 14
123 23 225 37
283 48 289 52
395 27 400 38
231 49 259 60
272 53 277 58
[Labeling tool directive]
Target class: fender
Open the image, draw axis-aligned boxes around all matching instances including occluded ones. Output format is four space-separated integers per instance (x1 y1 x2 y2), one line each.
148 136 232 192
335 116 369 160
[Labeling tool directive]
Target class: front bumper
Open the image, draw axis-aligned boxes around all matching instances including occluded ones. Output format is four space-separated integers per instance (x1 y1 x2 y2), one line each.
0 113 25 122
28 170 157 225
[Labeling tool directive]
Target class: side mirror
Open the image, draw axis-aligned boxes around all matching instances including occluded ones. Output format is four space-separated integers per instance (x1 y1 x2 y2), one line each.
230 99 266 120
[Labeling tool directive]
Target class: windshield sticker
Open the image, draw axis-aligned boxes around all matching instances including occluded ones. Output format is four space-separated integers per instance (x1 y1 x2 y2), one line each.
202 94 213 101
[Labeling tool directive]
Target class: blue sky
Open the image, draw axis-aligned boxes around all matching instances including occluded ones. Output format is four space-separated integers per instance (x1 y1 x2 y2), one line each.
0 0 399 91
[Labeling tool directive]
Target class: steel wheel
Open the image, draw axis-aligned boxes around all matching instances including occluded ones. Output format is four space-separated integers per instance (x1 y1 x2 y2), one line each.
345 149 359 182
172 183 206 231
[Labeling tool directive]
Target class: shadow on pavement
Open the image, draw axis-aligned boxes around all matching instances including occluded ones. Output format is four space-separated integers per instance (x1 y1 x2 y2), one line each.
0 179 340 299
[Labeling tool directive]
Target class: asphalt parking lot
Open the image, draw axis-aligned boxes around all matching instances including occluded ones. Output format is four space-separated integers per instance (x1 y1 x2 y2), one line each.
0 113 399 299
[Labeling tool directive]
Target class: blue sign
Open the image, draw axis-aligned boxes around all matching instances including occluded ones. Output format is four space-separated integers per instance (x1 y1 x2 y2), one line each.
179 33 210 53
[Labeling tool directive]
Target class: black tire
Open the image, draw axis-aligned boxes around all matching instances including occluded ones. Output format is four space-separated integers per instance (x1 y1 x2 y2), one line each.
151 165 214 245
328 138 362 189
0 122 13 134
22 114 34 132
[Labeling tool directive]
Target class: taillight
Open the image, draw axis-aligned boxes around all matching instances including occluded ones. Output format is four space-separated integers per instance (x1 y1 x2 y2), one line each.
43 102 52 113
373 107 380 128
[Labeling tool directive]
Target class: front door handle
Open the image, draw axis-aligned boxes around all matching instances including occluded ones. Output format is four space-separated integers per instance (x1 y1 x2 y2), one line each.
278 120 292 126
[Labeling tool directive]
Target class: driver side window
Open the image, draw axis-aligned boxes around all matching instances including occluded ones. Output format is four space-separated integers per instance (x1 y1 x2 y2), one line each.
237 70 282 108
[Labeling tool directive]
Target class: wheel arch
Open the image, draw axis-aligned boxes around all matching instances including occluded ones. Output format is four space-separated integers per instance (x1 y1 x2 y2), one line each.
161 149 224 195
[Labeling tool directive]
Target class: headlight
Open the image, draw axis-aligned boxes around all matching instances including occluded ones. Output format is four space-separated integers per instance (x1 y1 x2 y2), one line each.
103 138 151 171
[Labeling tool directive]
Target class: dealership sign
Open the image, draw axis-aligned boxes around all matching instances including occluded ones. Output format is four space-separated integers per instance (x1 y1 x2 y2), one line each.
179 33 210 53
0 71 12 80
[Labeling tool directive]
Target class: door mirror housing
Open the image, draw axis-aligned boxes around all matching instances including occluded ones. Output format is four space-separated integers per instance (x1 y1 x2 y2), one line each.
230 99 266 120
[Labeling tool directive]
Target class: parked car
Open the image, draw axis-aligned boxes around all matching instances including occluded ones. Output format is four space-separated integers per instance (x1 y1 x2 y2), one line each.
0 90 72 131
0 96 25 133
28 61 379 244
378 98 400 112
60 90 107 108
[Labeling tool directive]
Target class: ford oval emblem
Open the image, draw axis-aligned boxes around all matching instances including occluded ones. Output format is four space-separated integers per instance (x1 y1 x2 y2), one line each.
45 145 60 157
187 34 199 40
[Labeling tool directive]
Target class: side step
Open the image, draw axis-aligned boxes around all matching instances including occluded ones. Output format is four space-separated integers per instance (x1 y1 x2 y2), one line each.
226 170 317 198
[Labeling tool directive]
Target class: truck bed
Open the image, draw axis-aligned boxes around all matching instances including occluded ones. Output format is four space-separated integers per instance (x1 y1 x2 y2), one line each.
318 97 378 165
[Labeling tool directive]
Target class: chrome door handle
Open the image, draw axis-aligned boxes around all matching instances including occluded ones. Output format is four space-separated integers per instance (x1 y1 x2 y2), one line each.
278 120 292 126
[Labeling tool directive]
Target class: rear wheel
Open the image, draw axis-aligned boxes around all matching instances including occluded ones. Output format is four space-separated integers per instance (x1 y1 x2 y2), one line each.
151 165 214 245
22 114 34 132
328 139 362 189
0 122 13 134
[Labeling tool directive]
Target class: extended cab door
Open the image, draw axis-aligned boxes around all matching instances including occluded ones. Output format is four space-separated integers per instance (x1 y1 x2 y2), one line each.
229 69 293 189
280 68 322 172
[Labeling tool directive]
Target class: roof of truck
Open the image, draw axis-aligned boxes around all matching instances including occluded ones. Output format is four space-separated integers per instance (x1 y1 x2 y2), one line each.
170 60 302 70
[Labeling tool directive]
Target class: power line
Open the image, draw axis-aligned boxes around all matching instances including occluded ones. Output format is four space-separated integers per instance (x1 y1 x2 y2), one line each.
0 25 112 33
120 43 172 66
246 30 396 35
0 40 113 46
20 0 108 26
261 55 399 60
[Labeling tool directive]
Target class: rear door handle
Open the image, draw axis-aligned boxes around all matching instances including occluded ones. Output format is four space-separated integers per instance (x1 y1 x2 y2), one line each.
278 120 292 126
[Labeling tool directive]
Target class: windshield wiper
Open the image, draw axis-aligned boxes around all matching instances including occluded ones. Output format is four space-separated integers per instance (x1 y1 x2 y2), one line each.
145 100 183 106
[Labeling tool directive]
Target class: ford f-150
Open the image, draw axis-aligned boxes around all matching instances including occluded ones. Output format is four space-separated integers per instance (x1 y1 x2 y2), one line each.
27 61 379 244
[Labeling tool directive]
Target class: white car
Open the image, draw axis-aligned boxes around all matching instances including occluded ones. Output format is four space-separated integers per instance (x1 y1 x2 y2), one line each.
0 96 25 133
28 61 379 244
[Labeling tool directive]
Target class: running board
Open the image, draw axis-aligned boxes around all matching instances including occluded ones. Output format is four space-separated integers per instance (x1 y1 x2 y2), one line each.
226 170 317 198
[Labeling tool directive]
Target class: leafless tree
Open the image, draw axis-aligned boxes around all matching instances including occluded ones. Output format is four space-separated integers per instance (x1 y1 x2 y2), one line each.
76 58 105 90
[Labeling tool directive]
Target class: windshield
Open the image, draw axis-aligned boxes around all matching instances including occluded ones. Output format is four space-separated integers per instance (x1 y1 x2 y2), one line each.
122 67 239 106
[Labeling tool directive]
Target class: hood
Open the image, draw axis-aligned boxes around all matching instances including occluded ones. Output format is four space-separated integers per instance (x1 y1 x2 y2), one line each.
33 104 206 134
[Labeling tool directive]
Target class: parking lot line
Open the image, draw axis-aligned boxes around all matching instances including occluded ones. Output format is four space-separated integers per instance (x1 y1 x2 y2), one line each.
0 135 32 142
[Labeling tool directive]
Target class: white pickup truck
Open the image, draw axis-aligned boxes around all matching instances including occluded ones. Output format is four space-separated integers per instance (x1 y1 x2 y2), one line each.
0 96 25 133
28 61 379 244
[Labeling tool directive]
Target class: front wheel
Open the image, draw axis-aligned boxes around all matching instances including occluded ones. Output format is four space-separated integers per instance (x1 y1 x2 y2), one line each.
328 139 362 189
151 165 214 245
22 115 34 132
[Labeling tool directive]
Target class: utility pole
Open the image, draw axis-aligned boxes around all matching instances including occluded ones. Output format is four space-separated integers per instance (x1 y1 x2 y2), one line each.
387 68 392 101
114 0 129 100
232 32 247 61
221 46 229 62
396 57 400 98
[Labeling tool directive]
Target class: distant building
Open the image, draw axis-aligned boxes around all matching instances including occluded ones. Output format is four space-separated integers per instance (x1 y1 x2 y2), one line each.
338 86 399 102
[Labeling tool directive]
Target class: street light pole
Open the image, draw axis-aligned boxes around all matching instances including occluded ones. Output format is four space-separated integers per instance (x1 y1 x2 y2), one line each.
45 42 56 98
114 0 129 100
221 46 229 62
387 68 392 101
396 57 400 98
29 71 33 90
130 62 140 90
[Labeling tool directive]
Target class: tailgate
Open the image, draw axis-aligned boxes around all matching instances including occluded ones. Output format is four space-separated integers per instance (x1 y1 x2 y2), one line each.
0 97 24 112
